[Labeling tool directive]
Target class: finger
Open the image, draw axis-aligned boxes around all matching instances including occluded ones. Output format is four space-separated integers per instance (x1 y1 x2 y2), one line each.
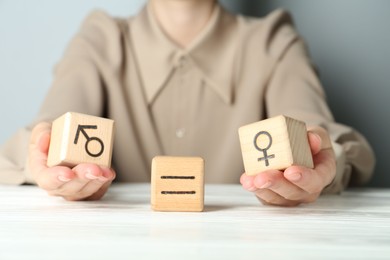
241 171 306 205
251 169 282 189
254 189 301 207
30 122 52 147
253 170 310 201
93 167 116 200
240 173 257 192
29 122 52 178
53 164 104 198
64 167 116 201
36 166 75 191
37 129 51 154
30 123 76 191
63 179 106 201
31 149 77 192
284 149 336 194
30 131 77 190
100 167 116 181
30 122 52 155
83 179 113 201
307 131 322 155
307 126 332 155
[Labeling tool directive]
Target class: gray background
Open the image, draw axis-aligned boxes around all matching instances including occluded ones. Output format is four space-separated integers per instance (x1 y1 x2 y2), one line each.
1 1 389 186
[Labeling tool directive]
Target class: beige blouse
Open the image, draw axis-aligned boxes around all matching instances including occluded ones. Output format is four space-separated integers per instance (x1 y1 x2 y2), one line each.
0 4 375 193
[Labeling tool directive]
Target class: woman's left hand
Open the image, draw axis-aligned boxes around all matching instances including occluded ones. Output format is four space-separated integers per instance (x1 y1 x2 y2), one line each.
240 126 336 207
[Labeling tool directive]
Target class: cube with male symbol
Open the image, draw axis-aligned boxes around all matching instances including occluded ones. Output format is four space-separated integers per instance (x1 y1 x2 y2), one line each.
47 112 115 168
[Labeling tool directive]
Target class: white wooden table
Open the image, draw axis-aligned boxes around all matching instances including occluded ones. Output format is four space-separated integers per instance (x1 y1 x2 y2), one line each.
0 184 389 260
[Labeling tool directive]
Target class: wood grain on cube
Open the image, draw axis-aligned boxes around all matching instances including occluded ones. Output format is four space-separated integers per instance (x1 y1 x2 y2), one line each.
151 156 204 212
47 112 115 168
238 115 313 176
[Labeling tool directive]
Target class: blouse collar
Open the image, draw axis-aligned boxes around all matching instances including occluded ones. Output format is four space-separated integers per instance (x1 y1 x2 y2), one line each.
130 3 239 105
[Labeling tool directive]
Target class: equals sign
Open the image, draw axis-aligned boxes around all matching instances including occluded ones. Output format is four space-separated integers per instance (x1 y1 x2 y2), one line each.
160 176 196 195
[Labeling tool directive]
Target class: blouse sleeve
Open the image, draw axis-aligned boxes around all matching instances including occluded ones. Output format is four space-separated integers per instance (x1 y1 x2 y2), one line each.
0 10 123 185
262 10 375 193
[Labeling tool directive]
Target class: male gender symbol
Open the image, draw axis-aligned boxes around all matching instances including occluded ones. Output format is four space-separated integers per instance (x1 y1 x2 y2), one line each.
253 131 275 167
74 125 105 158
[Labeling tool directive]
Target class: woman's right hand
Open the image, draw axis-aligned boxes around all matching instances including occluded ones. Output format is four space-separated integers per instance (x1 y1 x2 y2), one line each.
28 122 116 201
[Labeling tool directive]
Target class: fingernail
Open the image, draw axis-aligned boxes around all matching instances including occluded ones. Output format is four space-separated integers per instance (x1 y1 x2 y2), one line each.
86 173 98 180
311 132 321 142
58 175 71 182
286 172 302 182
260 181 272 189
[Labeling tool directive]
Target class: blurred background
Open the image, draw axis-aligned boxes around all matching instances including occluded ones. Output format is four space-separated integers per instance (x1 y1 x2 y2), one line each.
0 0 389 187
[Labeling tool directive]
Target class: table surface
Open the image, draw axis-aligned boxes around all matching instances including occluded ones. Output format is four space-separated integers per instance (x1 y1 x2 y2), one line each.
0 184 389 260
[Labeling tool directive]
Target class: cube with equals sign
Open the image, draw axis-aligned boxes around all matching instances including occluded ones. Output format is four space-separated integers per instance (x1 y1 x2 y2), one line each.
151 156 205 212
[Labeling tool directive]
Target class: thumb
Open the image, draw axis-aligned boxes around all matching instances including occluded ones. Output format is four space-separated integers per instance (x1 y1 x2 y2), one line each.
307 126 332 155
31 122 52 154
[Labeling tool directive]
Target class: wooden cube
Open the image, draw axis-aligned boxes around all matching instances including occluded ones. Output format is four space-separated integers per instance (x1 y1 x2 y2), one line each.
47 112 115 168
238 115 313 176
151 156 204 212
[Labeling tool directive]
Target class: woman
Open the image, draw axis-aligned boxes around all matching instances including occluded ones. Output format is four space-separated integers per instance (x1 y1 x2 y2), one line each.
0 0 375 205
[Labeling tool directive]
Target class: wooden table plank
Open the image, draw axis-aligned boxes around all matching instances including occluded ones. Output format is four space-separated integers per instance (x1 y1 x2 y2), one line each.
0 184 389 259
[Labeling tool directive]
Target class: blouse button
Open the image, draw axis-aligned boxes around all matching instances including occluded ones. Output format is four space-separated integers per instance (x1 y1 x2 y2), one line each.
178 56 186 67
175 128 186 138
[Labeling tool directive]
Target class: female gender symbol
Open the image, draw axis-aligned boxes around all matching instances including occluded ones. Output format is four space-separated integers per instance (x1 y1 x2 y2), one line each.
253 131 275 167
